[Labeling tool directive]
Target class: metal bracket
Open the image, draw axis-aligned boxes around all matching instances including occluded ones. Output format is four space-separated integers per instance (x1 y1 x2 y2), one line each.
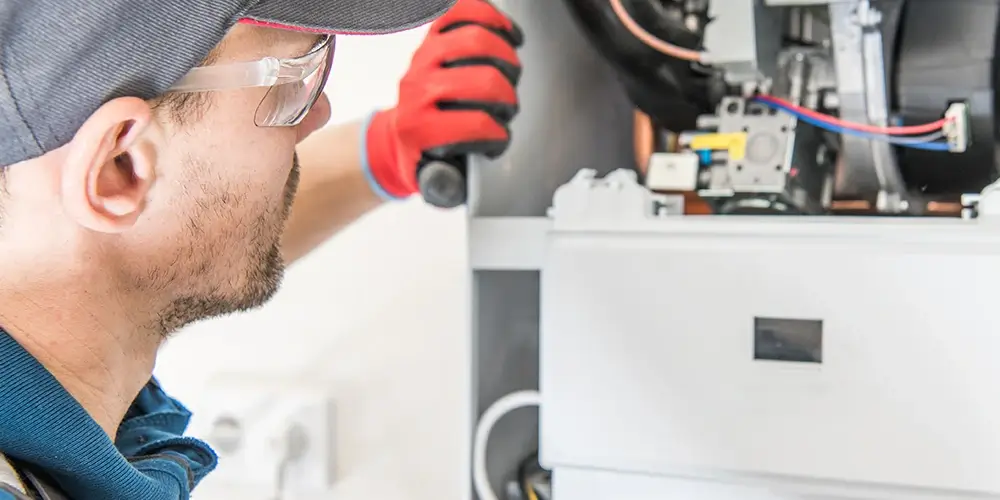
829 0 908 212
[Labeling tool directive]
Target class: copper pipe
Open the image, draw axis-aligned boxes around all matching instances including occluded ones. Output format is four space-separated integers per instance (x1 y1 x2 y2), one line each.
609 0 705 61
925 201 963 215
831 200 872 211
634 110 654 173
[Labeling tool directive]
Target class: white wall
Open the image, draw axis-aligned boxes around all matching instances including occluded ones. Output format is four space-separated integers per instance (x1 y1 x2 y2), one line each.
155 27 471 500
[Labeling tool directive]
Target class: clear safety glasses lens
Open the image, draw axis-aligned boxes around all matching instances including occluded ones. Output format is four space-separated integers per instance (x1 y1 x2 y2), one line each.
254 39 335 127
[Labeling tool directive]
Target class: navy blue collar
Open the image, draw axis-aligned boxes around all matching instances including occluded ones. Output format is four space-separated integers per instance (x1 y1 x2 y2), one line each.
0 330 217 499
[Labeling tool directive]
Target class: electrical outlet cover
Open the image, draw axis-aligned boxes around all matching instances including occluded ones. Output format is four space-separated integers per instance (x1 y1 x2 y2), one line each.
185 375 337 497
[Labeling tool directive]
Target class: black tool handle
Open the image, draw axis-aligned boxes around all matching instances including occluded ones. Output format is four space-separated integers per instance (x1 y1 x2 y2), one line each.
417 156 468 208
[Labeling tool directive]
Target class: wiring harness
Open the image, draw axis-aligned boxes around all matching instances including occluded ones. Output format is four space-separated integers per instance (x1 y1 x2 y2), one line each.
515 452 551 500
751 95 954 151
608 0 961 152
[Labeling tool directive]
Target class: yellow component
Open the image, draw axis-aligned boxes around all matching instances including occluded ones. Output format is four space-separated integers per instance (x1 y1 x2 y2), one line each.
689 132 747 161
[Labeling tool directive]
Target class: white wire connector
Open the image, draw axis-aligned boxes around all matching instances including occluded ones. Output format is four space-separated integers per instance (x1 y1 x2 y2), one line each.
473 390 543 500
943 102 971 153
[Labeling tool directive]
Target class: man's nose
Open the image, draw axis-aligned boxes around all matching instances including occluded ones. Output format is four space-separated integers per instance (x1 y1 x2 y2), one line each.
297 92 332 143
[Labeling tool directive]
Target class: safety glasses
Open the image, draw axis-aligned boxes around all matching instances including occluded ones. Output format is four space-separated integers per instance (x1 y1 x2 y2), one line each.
166 35 335 127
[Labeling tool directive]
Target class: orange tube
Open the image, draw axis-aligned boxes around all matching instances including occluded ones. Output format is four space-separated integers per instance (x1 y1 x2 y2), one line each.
609 0 705 62
634 111 654 173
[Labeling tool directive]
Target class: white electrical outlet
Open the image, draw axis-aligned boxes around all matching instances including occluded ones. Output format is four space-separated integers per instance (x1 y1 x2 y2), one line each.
185 375 337 499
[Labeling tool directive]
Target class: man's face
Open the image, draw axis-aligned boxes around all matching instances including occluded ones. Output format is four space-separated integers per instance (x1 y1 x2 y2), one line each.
0 25 332 334
134 26 331 333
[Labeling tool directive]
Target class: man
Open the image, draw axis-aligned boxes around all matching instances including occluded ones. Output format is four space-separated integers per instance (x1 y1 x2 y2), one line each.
0 0 522 498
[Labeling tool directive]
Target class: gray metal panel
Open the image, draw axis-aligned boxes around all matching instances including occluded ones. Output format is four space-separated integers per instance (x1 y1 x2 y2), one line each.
552 466 991 500
470 270 540 497
466 1 639 498
704 0 784 83
765 0 841 5
467 0 636 218
541 224 1000 498
469 218 549 271
538 172 1000 499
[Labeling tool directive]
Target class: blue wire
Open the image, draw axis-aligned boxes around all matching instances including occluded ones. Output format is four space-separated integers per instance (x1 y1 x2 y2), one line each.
752 98 951 152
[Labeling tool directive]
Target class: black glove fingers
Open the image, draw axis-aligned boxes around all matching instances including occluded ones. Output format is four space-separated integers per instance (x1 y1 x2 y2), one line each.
433 62 520 125
436 24 521 85
425 137 510 161
432 0 524 47
439 20 523 49
405 0 523 175
408 23 520 81
438 99 518 127
410 107 511 160
441 55 521 89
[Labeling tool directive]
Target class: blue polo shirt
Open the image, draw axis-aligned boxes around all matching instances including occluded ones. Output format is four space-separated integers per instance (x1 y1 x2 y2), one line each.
0 330 217 499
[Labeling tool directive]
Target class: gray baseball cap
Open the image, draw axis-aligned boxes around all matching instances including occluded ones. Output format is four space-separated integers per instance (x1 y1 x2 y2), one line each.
0 0 456 166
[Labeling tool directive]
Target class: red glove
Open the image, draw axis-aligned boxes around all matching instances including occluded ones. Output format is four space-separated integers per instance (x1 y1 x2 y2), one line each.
362 0 523 200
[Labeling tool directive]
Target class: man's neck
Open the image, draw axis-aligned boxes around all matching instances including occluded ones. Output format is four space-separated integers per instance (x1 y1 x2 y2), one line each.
0 282 162 438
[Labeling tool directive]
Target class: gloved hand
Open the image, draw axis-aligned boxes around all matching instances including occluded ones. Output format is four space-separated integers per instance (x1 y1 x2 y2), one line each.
361 0 524 202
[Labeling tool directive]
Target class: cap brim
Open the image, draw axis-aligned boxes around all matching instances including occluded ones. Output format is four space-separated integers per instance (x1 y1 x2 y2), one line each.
243 0 457 35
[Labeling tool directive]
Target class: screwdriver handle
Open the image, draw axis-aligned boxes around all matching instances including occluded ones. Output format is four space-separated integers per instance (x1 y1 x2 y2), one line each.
417 157 468 209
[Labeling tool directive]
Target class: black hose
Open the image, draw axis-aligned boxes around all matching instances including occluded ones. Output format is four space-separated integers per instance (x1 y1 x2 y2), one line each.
560 0 724 131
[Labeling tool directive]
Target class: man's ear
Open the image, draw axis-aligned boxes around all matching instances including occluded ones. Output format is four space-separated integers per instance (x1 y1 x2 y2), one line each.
61 96 159 233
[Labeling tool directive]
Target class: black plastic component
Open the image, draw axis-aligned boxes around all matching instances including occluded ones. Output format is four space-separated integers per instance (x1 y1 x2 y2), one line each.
894 0 1000 196
716 196 805 215
417 159 467 209
754 317 823 364
560 0 722 132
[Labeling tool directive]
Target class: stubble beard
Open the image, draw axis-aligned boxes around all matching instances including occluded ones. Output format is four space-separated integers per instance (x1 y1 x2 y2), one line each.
153 154 302 335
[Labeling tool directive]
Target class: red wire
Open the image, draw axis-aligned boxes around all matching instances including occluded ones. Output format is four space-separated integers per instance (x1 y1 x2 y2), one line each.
755 95 951 135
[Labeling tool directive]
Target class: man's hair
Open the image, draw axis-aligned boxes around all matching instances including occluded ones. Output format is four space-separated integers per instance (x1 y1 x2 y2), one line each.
151 41 227 126
153 92 214 126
